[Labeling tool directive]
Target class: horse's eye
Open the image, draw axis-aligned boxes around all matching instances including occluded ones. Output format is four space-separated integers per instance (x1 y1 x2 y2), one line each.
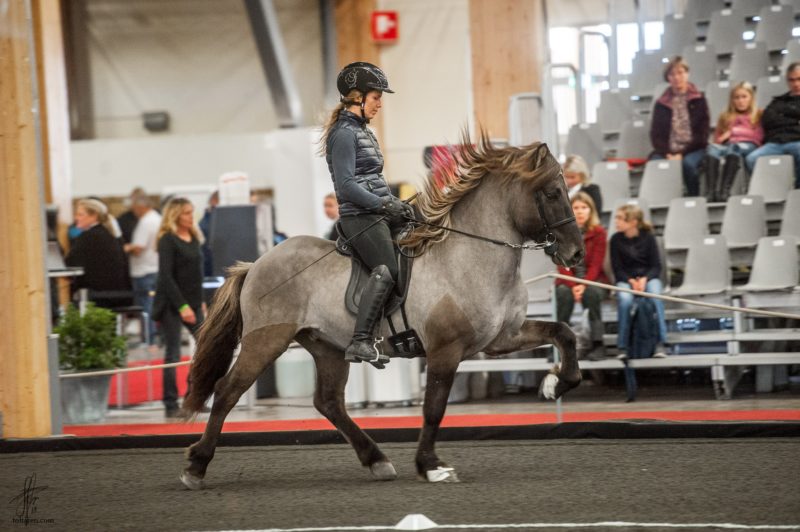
544 189 559 200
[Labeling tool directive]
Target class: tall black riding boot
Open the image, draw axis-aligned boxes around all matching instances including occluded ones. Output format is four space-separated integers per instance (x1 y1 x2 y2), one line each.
718 153 741 203
345 264 394 369
701 155 720 202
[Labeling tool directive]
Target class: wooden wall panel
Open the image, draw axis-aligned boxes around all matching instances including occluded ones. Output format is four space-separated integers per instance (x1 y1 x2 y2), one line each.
0 0 53 437
469 0 547 140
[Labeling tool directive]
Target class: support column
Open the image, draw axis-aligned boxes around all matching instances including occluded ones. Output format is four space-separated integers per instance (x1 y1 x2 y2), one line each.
469 0 548 140
0 0 53 437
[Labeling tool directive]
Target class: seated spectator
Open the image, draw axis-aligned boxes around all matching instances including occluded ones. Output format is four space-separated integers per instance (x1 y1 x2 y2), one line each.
745 62 800 189
555 192 609 360
650 56 710 196
609 204 668 359
65 198 131 308
563 154 603 213
703 82 763 202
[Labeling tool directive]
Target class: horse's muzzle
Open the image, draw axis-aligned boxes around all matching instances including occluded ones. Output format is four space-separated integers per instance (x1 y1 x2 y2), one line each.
565 248 584 268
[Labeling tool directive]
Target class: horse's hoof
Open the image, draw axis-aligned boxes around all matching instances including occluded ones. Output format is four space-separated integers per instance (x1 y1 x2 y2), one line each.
425 466 459 483
180 470 205 490
369 460 397 481
539 373 559 400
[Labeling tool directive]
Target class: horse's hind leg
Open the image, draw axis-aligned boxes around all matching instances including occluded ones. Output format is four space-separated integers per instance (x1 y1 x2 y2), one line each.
182 323 296 489
297 333 397 481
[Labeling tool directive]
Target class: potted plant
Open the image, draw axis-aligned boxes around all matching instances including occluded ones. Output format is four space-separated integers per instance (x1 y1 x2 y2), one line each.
55 303 126 424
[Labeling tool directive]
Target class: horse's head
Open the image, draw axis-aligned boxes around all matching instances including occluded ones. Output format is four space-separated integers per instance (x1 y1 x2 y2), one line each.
509 143 584 268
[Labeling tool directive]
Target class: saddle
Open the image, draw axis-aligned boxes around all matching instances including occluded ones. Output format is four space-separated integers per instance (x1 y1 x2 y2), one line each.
335 223 425 358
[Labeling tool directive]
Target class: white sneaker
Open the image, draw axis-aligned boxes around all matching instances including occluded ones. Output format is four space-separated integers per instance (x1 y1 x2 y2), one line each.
653 344 668 358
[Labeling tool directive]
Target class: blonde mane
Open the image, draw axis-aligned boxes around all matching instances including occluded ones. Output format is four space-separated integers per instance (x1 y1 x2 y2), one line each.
400 132 558 254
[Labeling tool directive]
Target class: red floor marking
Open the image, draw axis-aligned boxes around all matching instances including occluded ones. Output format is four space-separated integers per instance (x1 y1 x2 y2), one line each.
62 410 800 437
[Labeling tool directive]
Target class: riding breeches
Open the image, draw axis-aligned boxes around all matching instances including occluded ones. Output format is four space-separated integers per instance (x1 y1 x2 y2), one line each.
338 214 399 282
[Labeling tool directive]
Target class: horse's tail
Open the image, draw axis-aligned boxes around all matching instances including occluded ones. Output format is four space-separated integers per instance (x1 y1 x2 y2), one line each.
183 261 252 414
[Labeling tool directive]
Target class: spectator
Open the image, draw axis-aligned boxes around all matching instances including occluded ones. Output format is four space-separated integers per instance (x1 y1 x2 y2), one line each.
745 62 800 189
323 192 340 240
65 198 131 308
124 194 161 343
563 154 603 213
152 198 205 418
650 56 710 196
609 204 668 359
555 192 609 360
703 82 763 202
198 190 219 277
117 187 146 244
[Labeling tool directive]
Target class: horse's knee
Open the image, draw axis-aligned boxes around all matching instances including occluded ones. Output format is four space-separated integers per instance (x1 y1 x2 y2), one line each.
553 321 576 349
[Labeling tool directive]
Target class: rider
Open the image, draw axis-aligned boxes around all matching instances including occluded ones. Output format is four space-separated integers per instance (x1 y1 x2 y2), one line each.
321 61 412 369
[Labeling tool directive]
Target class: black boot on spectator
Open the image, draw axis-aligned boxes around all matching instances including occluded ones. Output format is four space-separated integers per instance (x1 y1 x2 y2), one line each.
718 154 741 203
586 342 607 361
702 155 721 202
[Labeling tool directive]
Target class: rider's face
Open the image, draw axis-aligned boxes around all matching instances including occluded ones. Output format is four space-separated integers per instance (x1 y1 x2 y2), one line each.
362 91 383 120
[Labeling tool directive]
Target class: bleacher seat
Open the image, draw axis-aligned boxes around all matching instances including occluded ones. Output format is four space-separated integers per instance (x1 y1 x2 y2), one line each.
565 123 603 168
780 0 800 9
684 0 727 23
740 236 799 290
638 159 683 209
728 41 770 84
592 161 630 213
721 194 767 266
662 14 697 56
706 9 749 56
730 0 774 18
748 154 794 202
780 39 800 72
705 80 732 122
664 197 710 269
780 189 800 237
671 235 731 296
630 51 667 96
755 75 787 109
682 44 720 89
755 4 796 52
598 88 633 134
616 118 651 159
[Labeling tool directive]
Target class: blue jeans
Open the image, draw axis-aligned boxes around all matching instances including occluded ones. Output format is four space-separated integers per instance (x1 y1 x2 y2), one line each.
616 279 667 350
744 141 800 188
650 149 705 196
132 273 157 343
707 142 758 159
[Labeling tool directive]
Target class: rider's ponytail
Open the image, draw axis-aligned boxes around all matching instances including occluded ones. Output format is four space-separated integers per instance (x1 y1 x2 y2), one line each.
317 90 363 156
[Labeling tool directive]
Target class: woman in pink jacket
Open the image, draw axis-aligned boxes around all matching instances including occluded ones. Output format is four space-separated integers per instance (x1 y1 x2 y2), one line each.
702 81 764 202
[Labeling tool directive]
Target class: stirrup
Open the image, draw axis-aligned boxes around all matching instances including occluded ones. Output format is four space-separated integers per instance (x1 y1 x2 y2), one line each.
345 337 390 369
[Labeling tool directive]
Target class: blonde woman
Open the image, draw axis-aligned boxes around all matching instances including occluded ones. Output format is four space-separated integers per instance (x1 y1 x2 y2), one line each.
152 198 205 418
562 154 603 213
65 198 130 308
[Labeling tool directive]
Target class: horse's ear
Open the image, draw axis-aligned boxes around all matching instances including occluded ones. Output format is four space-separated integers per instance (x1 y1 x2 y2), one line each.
529 142 550 168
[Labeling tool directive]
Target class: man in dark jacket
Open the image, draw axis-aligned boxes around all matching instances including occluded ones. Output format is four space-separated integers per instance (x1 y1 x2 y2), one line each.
745 62 800 188
649 56 710 197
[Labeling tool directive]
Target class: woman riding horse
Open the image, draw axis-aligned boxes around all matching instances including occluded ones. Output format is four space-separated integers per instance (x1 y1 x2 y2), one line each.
321 62 413 369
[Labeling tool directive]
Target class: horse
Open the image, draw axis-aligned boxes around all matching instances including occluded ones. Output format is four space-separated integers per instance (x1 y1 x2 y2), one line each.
179 135 585 489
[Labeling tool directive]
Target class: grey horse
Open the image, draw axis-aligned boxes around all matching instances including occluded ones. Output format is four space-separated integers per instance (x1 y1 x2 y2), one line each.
180 137 585 488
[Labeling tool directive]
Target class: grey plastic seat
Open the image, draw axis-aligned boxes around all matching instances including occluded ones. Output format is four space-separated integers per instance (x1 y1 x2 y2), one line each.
630 51 667 97
781 39 800 72
748 154 794 203
598 88 633 134
754 4 796 52
520 248 555 302
740 236 800 290
592 161 630 213
638 159 683 209
721 194 767 266
672 235 731 296
662 13 698 56
664 197 710 268
682 44 720 90
706 8 749 56
684 0 727 23
565 123 603 168
755 75 787 110
705 80 733 126
616 118 651 159
779 189 800 238
729 41 770 85
731 0 773 17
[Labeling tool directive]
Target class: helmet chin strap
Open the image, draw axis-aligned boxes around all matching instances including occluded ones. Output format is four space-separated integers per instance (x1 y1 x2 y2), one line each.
360 99 366 121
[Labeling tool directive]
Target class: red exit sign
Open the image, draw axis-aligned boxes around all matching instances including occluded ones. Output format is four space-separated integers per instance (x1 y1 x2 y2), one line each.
371 11 398 43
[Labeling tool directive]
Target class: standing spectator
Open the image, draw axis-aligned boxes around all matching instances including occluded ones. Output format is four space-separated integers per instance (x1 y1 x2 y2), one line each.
323 192 340 240
745 62 800 189
555 192 609 360
65 198 131 308
152 198 205 418
198 190 219 277
124 195 161 343
117 187 147 244
563 154 603 213
703 82 763 202
650 56 710 196
609 204 668 359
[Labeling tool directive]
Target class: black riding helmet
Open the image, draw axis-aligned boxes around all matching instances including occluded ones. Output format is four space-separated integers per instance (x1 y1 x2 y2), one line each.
336 62 394 106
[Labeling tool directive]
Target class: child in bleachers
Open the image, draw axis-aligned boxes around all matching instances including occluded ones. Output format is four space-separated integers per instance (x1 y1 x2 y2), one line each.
702 82 763 202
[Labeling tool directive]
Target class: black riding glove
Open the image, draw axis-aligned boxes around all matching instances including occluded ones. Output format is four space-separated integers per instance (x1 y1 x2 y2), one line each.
379 197 408 219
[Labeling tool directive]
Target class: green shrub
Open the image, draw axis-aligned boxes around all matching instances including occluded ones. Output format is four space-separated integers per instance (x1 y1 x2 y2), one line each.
55 303 126 370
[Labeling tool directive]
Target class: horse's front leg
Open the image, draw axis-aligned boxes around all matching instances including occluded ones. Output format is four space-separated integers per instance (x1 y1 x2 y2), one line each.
416 345 462 483
485 319 581 399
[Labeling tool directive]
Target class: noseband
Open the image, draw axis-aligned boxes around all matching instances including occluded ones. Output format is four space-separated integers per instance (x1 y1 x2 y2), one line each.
533 191 576 257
